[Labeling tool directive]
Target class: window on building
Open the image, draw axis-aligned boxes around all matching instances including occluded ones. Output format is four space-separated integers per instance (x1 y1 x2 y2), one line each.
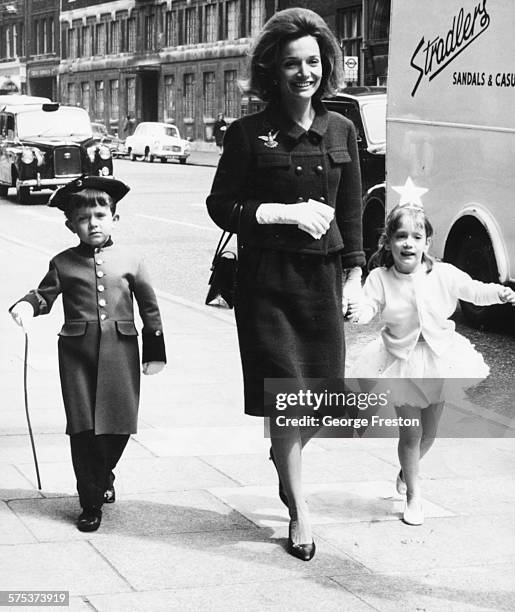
164 75 176 121
128 17 136 52
126 77 136 116
40 21 46 54
183 73 195 119
81 25 90 57
109 79 119 121
145 14 155 50
110 21 120 54
67 28 77 59
226 0 239 40
203 72 216 118
43 20 48 54
67 82 78 106
185 7 198 45
336 5 362 83
94 81 105 120
204 4 217 43
249 0 264 37
224 70 238 117
95 23 106 55
81 82 90 114
49 18 54 53
164 11 177 46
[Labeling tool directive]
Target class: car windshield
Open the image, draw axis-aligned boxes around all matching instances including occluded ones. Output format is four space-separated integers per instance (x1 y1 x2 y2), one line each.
17 107 92 139
92 124 107 136
361 101 386 144
149 125 178 138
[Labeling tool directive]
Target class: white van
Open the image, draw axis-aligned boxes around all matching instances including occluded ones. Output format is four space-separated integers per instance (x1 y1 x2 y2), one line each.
387 0 514 326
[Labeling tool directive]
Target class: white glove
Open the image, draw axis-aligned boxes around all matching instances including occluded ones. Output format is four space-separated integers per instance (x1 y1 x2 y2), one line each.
142 361 166 375
342 266 363 320
256 200 334 239
499 286 515 305
10 302 34 332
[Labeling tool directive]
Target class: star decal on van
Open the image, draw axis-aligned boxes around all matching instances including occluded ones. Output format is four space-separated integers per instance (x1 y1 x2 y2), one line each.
392 177 428 208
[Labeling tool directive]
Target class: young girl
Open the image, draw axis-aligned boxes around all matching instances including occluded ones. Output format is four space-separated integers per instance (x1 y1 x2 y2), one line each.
350 203 515 526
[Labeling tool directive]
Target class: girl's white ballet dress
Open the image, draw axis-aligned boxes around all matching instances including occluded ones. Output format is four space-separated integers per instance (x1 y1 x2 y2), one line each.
350 261 504 407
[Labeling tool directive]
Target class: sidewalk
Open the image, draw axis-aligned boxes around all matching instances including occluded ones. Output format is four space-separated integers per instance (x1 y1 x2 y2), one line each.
1 238 514 612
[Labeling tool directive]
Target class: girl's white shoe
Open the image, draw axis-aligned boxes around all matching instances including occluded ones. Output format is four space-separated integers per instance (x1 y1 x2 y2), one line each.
396 470 407 496
403 498 424 525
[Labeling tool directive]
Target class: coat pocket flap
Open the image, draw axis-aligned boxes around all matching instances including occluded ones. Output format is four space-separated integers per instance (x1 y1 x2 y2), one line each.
328 149 351 164
256 153 291 167
59 321 87 336
116 321 139 336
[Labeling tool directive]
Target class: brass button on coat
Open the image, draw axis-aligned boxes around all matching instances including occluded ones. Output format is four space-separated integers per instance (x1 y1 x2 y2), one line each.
315 165 323 174
319 196 326 203
97 271 105 278
295 165 303 175
97 285 105 292
98 299 107 307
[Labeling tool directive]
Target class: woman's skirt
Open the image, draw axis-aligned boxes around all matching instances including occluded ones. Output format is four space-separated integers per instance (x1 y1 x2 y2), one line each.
235 248 345 416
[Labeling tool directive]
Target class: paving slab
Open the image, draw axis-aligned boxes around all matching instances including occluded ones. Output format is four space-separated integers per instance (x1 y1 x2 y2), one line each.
133 425 268 457
201 448 397 488
8 489 254 541
315 513 515 572
88 576 376 612
0 499 37 544
0 464 41 501
90 530 368 591
331 564 515 612
16 455 237 499
0 434 70 464
208 481 454 530
0 541 131 596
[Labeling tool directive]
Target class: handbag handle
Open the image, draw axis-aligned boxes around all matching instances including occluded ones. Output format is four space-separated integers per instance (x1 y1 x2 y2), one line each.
210 203 242 268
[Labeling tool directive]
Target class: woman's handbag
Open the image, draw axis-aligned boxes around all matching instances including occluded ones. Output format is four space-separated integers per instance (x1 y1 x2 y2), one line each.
205 204 241 309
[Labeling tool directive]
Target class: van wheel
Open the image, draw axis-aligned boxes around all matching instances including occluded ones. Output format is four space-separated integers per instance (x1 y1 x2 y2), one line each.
179 157 187 165
0 184 8 197
160 157 167 163
455 232 508 328
16 186 31 205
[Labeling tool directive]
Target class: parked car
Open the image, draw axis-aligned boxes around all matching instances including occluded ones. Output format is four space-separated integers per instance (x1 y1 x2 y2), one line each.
0 101 113 204
125 122 190 164
91 122 127 158
324 86 387 261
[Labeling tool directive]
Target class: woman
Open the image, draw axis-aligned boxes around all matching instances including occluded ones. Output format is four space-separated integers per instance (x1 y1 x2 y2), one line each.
206 8 365 561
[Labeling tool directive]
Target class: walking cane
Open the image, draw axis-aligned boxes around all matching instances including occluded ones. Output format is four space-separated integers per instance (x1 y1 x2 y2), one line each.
22 331 42 490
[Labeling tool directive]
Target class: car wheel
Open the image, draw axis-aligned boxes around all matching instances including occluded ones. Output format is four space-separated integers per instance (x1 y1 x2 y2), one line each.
160 157 167 163
455 231 508 328
179 157 187 165
0 184 8 197
16 185 31 205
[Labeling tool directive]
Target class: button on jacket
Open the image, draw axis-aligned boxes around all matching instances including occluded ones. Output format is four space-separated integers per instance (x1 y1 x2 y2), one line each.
13 240 166 435
207 101 365 267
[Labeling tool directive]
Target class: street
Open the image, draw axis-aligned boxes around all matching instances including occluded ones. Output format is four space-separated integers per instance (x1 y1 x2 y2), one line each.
0 154 513 418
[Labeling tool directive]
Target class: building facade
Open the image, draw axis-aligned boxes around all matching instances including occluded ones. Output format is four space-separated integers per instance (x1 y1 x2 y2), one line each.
1 0 391 140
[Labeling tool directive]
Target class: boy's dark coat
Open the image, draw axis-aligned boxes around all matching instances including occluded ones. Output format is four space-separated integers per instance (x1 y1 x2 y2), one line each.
17 240 165 435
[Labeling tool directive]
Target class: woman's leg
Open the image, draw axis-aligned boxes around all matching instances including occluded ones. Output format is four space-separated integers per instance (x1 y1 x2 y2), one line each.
269 420 312 545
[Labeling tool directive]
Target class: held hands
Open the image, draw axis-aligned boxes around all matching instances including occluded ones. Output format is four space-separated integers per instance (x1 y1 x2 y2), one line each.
342 266 363 322
142 361 166 375
499 286 515 305
9 302 34 332
256 200 334 239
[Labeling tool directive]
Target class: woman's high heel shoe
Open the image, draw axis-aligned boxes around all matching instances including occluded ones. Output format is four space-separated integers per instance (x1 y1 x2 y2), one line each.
269 447 289 507
287 521 316 561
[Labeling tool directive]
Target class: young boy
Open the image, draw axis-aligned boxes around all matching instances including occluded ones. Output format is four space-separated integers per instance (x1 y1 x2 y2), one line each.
9 176 166 532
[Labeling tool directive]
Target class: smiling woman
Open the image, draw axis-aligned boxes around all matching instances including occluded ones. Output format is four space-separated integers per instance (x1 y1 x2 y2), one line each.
206 7 365 561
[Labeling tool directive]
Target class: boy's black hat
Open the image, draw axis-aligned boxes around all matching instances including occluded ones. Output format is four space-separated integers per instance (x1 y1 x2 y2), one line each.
48 175 130 211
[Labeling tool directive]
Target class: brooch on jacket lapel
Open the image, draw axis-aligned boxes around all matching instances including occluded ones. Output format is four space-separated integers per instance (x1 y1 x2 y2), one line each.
258 130 279 148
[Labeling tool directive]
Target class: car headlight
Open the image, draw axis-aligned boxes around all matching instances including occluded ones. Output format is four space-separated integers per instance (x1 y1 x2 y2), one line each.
21 148 35 164
98 145 111 160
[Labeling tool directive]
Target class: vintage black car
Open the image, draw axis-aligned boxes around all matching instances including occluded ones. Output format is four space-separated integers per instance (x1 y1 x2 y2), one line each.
0 100 113 204
324 87 386 261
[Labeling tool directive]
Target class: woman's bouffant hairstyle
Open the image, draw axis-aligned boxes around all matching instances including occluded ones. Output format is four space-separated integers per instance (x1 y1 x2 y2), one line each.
243 8 344 103
64 188 116 220
368 205 435 273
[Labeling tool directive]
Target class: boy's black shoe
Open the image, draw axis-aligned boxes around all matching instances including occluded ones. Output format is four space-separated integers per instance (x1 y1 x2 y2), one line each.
104 486 115 503
77 507 102 532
